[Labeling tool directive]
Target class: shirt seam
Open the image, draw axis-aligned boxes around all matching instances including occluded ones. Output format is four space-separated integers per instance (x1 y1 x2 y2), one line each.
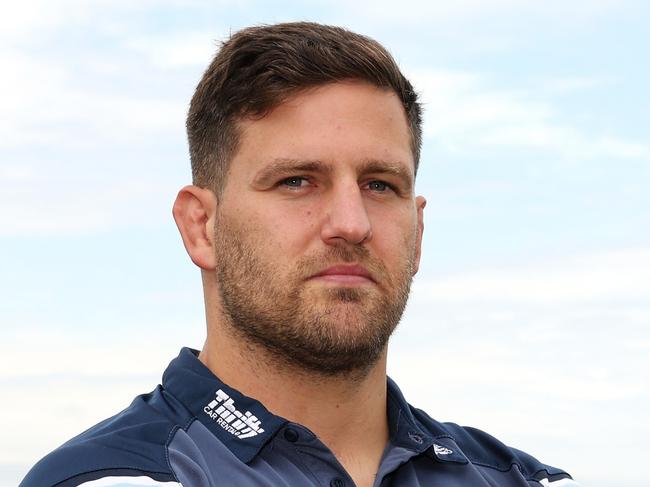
164 417 195 485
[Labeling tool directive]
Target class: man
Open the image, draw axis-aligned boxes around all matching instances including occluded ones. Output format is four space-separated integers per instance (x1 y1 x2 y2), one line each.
21 22 578 487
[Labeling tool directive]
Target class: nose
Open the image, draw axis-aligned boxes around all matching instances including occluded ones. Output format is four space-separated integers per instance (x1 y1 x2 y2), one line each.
320 183 372 246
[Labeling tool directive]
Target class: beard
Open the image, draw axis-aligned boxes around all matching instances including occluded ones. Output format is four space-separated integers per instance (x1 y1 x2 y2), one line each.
213 214 415 377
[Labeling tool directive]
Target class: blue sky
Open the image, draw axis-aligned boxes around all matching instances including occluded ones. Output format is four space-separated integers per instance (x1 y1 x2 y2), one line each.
1 1 649 486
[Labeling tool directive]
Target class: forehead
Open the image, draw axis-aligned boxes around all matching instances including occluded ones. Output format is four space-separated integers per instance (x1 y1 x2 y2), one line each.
229 81 414 178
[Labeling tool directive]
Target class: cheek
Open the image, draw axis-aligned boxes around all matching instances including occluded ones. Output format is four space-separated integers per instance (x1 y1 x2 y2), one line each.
305 209 318 234
248 206 318 257
372 227 412 268
371 206 418 248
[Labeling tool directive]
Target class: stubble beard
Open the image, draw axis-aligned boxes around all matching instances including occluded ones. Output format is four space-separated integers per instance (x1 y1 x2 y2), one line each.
214 216 415 378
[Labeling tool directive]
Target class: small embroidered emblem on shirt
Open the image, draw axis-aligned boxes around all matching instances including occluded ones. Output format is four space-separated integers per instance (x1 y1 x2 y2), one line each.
204 389 265 439
433 444 453 455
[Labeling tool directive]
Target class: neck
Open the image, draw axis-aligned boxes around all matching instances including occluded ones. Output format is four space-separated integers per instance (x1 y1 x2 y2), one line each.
199 313 389 487
200 325 389 449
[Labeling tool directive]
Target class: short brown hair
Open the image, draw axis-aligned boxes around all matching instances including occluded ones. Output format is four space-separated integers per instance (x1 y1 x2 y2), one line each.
187 22 422 194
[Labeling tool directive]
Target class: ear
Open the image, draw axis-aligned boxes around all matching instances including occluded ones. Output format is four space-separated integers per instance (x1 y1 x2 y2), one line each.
172 185 218 270
412 195 426 275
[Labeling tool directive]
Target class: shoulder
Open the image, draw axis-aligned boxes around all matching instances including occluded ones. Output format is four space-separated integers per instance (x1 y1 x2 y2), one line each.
20 386 190 487
411 407 580 486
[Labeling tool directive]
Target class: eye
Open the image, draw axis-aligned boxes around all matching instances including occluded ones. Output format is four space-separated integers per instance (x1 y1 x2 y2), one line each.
281 176 308 188
367 180 390 192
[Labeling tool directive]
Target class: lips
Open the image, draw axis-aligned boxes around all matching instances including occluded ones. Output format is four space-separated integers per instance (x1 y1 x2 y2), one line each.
309 264 375 284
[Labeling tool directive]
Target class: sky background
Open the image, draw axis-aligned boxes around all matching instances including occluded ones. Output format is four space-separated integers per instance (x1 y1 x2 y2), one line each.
1 1 649 486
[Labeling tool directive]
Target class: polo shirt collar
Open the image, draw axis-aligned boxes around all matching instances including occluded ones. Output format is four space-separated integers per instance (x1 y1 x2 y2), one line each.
163 348 467 465
162 347 288 463
386 376 432 452
386 377 468 465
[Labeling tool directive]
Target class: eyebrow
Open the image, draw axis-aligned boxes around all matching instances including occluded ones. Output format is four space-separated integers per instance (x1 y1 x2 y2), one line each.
252 157 414 190
358 159 414 191
252 159 333 186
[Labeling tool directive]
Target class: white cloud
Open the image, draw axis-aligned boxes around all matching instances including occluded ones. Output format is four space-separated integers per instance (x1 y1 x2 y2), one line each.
124 31 222 69
0 0 218 40
340 0 629 22
390 262 650 487
331 0 636 36
0 1 80 38
0 2 211 149
388 341 649 487
542 75 609 95
414 248 650 303
477 125 649 160
411 69 649 161
0 57 185 149
0 42 188 237
0 172 180 236
0 328 178 377
0 325 201 470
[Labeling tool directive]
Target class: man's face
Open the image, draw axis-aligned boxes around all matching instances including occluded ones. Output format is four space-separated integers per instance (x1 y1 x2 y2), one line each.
213 81 425 375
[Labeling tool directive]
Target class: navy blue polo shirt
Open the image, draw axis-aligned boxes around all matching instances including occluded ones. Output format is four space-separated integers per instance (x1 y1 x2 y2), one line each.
21 348 579 487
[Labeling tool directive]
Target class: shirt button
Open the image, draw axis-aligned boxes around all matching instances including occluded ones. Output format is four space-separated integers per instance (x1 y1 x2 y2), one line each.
330 478 345 487
408 432 424 444
283 427 299 443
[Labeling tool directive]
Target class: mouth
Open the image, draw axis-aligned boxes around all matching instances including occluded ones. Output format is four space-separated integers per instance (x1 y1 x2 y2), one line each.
308 264 375 285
